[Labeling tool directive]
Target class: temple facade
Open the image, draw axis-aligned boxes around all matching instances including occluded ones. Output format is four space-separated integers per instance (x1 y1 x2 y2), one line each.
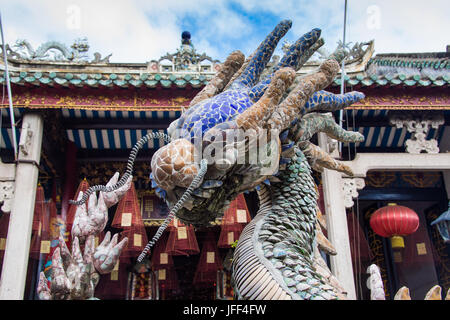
0 32 449 300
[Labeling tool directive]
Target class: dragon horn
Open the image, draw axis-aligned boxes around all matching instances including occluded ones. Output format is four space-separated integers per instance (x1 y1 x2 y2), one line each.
265 59 340 132
235 67 296 130
249 28 321 102
229 19 292 89
235 59 340 133
189 50 245 107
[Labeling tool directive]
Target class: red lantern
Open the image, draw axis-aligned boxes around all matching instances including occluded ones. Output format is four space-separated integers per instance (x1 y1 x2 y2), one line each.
370 203 419 249
94 260 130 299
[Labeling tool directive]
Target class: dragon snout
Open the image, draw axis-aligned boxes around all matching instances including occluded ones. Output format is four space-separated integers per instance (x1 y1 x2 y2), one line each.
150 138 201 191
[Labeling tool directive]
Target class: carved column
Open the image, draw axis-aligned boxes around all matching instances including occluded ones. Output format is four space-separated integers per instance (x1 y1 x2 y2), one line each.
318 133 357 299
0 112 44 299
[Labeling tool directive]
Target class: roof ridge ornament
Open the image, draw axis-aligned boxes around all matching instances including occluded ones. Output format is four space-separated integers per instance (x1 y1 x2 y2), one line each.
283 39 374 65
1 37 112 64
148 31 220 73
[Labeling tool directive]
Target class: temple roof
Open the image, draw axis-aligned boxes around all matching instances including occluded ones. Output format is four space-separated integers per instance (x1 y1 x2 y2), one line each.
1 36 449 89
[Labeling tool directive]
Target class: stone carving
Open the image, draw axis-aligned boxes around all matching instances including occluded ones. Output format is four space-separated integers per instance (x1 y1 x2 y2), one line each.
390 113 444 154
1 38 111 63
91 52 112 64
0 181 14 213
366 264 385 300
342 178 365 208
283 39 374 65
18 122 32 157
37 173 131 300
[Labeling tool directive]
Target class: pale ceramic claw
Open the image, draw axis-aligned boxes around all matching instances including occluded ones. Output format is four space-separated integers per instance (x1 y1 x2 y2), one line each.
37 272 51 300
38 236 100 300
50 247 72 300
102 172 133 208
58 235 72 270
93 231 128 274
71 191 108 243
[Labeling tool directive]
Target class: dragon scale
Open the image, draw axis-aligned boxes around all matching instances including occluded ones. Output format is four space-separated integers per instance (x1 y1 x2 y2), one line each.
232 147 343 300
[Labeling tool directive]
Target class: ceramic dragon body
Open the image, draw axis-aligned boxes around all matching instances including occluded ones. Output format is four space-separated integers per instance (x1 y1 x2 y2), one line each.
60 19 363 299
147 20 365 300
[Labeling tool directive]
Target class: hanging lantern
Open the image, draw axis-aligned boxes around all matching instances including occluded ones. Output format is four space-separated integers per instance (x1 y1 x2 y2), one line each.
370 203 419 249
165 217 199 256
193 232 223 287
113 182 149 259
149 232 178 292
234 194 252 225
156 267 179 292
112 182 143 229
431 202 450 243
66 178 90 233
120 224 149 260
218 194 250 248
151 232 174 269
94 260 130 299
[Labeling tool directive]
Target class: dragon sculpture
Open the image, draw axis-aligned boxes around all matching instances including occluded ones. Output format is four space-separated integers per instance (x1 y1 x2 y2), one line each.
2 38 112 63
69 19 366 300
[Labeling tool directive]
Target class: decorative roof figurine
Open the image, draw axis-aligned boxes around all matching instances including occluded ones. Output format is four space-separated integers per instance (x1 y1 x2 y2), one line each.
148 31 220 73
1 37 112 64
281 39 374 65
367 51 449 78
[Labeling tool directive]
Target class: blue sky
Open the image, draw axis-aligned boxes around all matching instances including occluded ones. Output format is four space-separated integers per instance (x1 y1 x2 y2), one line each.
0 0 449 63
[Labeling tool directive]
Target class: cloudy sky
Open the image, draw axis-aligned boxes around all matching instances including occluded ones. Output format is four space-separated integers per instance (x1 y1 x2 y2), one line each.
0 0 449 63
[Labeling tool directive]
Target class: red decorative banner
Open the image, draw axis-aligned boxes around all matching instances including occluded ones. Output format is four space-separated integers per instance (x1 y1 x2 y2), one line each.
0 87 200 111
1 86 449 111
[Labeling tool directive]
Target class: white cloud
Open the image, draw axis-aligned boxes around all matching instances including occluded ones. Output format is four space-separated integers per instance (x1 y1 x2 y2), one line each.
346 0 450 54
0 0 448 64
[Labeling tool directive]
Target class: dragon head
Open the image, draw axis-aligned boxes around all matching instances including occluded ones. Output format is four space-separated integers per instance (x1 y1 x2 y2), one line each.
149 20 365 226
